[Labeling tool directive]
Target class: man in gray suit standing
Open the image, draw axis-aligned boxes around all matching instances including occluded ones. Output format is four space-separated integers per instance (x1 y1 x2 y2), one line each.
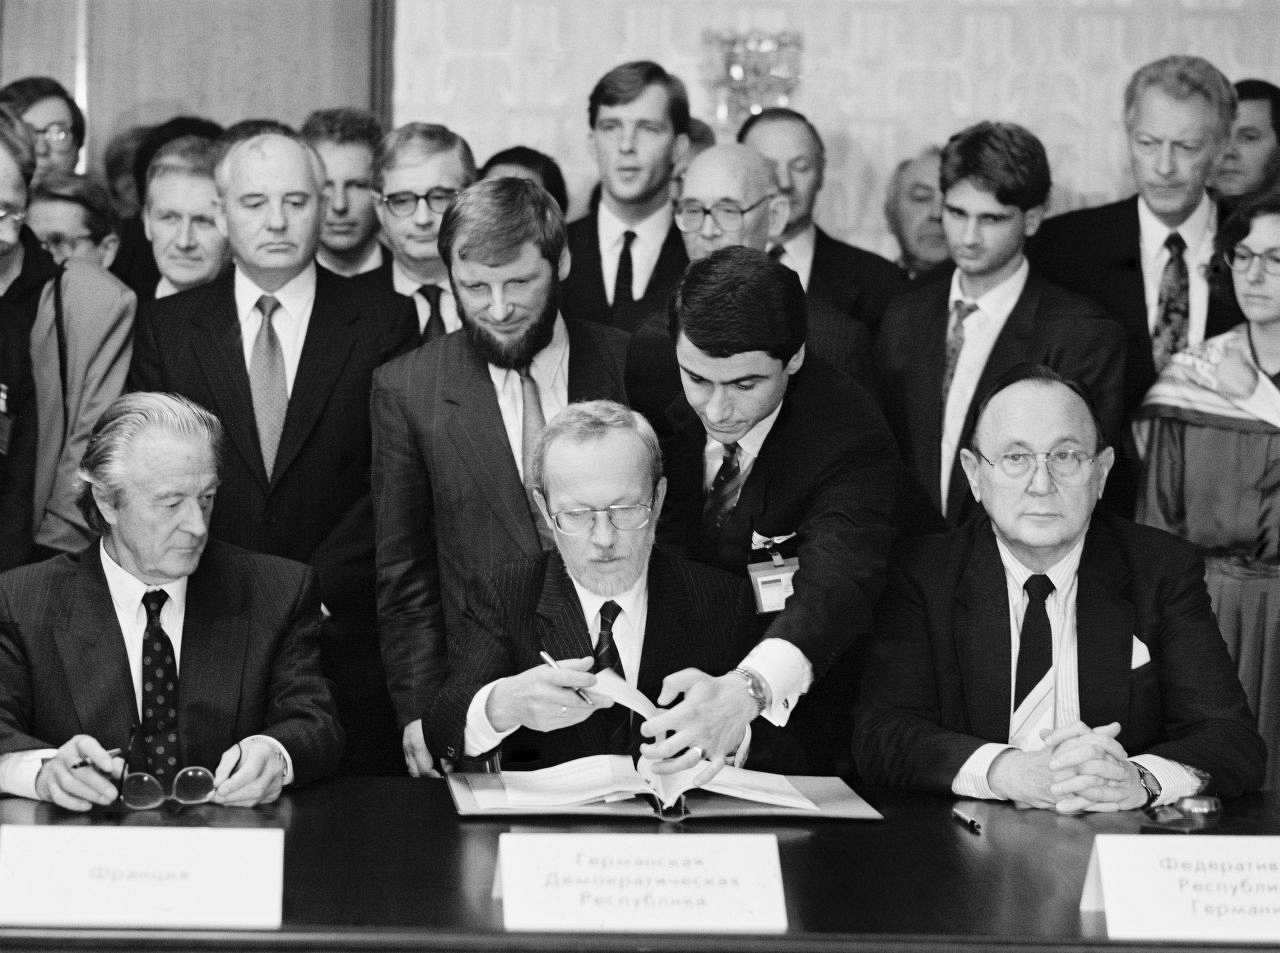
373 177 628 777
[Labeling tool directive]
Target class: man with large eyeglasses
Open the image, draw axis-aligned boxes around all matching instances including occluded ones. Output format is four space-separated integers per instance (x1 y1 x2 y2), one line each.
0 392 343 811
424 400 759 770
364 122 477 346
854 364 1264 812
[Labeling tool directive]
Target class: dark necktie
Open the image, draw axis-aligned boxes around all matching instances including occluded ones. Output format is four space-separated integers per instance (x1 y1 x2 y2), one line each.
592 600 625 679
767 243 786 262
248 294 287 479
518 366 554 549
1152 232 1189 373
140 590 180 785
417 284 446 342
942 300 979 401
1014 574 1055 711
592 600 630 754
612 230 636 312
702 442 742 539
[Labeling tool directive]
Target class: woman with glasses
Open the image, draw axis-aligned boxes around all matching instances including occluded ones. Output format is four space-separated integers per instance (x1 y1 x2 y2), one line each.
0 76 83 180
1137 184 1280 789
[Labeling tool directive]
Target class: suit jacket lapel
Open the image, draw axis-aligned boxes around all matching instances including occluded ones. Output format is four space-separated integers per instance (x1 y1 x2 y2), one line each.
565 319 613 400
1075 520 1135 729
908 282 950 512
955 523 1014 742
271 276 355 483
571 209 609 318
442 339 542 555
191 278 268 489
178 546 249 767
54 548 136 745
635 554 691 702
644 223 688 304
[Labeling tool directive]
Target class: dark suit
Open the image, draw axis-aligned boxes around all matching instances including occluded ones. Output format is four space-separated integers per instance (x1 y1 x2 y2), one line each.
562 210 688 332
127 265 416 774
0 541 343 785
808 226 908 338
372 319 629 731
426 547 760 768
853 514 1265 799
348 257 441 347
875 268 1127 525
657 358 902 772
0 276 36 570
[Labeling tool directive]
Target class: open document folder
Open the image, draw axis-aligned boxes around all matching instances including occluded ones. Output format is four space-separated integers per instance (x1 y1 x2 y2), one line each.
445 672 881 821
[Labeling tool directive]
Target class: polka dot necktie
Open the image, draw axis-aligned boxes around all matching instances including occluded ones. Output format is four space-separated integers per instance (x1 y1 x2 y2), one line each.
140 589 180 785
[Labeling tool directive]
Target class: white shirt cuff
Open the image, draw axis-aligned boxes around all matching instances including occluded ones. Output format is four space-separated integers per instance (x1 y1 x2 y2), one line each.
1131 753 1204 806
741 638 813 726
0 748 55 801
952 742 1014 800
244 735 294 786
464 678 520 757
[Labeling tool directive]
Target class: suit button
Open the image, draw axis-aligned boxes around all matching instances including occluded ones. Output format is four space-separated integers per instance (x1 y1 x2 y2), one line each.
446 746 458 759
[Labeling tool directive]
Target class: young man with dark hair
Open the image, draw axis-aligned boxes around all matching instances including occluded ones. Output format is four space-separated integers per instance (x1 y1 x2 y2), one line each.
877 121 1125 527
301 108 386 278
372 177 628 778
1213 79 1280 201
641 245 901 775
738 107 904 336
562 60 691 333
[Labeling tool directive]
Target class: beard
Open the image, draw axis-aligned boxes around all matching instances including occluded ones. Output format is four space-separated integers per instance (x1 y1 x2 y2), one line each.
460 279 560 369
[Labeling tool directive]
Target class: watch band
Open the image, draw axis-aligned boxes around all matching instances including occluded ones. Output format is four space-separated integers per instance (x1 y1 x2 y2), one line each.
1134 762 1162 807
733 667 767 716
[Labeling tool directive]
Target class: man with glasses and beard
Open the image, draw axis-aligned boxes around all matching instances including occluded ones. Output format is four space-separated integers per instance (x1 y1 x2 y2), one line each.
372 177 628 778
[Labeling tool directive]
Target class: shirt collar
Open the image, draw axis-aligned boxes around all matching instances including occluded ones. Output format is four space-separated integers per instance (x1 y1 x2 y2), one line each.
994 530 1087 596
234 262 317 321
392 258 450 298
486 314 569 379
949 257 1029 319
568 560 650 629
99 539 189 623
598 200 673 252
704 394 785 463
154 276 180 299
778 223 816 267
1138 190 1214 261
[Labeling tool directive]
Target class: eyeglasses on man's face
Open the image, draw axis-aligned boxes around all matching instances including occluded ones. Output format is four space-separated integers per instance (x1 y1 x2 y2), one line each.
973 448 1097 484
546 501 654 535
0 205 26 229
27 121 73 150
673 195 772 234
378 188 458 217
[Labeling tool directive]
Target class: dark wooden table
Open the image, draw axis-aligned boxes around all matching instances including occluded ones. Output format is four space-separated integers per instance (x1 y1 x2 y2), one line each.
0 776 1275 952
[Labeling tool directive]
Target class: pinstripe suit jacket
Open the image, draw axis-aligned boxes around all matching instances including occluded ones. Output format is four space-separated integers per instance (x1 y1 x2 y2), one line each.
0 540 344 786
372 318 629 727
425 547 759 767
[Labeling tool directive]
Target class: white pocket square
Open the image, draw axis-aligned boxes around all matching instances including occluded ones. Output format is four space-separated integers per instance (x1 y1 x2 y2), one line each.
1131 636 1151 669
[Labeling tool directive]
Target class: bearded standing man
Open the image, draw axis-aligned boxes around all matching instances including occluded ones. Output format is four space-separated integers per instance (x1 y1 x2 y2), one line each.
372 178 628 777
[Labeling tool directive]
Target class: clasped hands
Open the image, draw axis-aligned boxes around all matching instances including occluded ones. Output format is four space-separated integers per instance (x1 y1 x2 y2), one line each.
34 733 287 812
488 662 751 782
988 720 1149 814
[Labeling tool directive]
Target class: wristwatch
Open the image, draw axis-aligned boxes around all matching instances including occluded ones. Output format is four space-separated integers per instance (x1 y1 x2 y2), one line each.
1134 762 1162 807
733 667 768 716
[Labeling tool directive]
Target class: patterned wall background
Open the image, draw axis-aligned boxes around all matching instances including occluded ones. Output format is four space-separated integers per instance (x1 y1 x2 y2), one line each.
395 0 1280 260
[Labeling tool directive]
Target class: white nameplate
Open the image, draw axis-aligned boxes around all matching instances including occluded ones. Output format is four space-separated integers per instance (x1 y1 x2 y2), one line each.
0 825 283 928
498 832 786 933
1081 834 1280 941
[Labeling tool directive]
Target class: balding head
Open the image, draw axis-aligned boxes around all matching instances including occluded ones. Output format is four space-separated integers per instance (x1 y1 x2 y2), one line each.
675 143 789 261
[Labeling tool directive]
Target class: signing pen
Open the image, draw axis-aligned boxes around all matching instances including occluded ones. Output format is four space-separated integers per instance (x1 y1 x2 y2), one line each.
951 806 982 834
539 650 591 704
71 748 123 770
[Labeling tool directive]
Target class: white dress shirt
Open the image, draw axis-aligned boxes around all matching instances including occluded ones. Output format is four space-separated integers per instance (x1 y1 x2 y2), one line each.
0 543 292 801
598 201 673 305
391 260 462 336
702 400 813 726
767 224 816 291
1138 192 1215 346
940 260 1029 512
488 315 570 481
234 264 316 395
464 571 650 755
952 534 1203 805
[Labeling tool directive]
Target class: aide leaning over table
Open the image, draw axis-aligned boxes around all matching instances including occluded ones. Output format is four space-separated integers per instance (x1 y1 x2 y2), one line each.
0 392 343 811
854 364 1264 811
